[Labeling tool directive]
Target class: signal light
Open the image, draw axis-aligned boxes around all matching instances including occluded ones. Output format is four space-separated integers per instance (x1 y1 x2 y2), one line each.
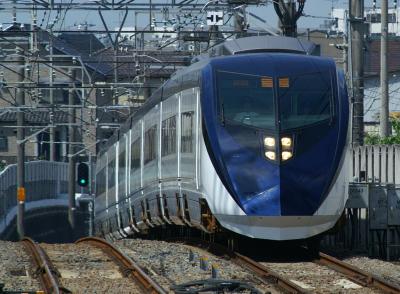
77 162 89 187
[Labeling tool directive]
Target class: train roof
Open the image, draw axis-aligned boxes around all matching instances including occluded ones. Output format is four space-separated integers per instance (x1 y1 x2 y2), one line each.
98 36 319 155
208 35 318 56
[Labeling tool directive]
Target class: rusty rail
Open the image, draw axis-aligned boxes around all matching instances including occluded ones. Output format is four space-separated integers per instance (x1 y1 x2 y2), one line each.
169 237 308 294
76 237 167 294
316 252 400 294
21 237 65 294
233 252 309 294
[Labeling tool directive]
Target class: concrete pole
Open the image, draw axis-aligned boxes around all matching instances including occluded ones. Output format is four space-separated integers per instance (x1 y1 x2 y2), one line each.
49 27 55 161
68 68 76 234
380 0 389 137
16 52 25 239
12 0 16 24
350 0 365 146
209 25 219 47
88 152 93 236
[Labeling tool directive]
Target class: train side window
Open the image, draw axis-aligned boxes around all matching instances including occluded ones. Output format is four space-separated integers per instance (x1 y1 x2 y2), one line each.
162 115 176 157
131 138 140 170
118 149 126 173
118 150 126 183
108 158 116 188
144 126 157 164
96 167 106 197
181 111 194 153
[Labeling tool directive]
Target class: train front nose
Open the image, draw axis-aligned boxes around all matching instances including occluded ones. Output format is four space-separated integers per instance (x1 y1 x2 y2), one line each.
201 54 348 217
218 123 341 216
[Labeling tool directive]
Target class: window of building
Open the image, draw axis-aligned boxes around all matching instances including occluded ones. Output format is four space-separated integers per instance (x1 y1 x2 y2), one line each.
367 13 381 23
389 13 397 23
131 138 141 170
144 126 157 164
367 13 397 23
0 136 8 152
162 116 176 157
181 112 194 153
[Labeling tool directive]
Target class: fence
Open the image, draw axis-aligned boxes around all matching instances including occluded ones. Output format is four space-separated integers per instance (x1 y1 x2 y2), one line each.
323 145 400 260
0 161 69 234
351 145 400 184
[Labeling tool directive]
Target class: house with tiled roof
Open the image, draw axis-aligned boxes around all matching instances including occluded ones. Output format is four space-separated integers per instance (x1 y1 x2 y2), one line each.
0 24 111 163
304 30 400 135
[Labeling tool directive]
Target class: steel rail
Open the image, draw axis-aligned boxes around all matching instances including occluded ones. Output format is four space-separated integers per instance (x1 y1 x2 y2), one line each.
76 237 167 294
233 252 309 294
21 237 63 294
316 252 400 294
169 238 308 294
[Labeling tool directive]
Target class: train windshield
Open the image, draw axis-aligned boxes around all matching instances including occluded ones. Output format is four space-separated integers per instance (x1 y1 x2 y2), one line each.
278 71 332 130
217 71 275 129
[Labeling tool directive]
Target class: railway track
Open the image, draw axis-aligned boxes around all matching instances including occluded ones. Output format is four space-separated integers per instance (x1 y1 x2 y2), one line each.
316 253 400 294
169 238 400 294
21 237 166 294
21 237 66 294
76 237 167 294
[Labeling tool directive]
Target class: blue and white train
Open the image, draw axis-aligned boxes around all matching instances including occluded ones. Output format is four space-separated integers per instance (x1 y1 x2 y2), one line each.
94 36 350 242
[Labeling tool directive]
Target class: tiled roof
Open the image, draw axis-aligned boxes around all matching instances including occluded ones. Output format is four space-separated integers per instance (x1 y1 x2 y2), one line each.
0 110 69 124
37 30 113 77
58 33 105 55
365 37 400 76
95 48 192 79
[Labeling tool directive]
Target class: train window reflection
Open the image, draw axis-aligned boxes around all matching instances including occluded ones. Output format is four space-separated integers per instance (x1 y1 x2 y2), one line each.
131 138 141 170
144 126 157 164
162 116 177 157
181 111 194 153
108 158 115 189
96 167 106 197
217 71 275 129
279 72 332 130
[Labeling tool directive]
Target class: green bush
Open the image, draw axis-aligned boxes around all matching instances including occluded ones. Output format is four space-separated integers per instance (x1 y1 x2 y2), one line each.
364 119 400 145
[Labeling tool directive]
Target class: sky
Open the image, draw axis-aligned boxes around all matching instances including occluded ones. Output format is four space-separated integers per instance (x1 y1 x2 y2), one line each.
0 1 385 32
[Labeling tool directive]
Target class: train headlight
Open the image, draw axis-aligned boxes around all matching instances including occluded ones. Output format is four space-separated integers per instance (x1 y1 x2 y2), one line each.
264 137 275 148
282 151 293 161
265 151 276 161
281 137 292 148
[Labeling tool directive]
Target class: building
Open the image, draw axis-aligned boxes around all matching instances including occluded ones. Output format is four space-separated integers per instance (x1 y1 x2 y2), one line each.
300 29 400 133
0 23 193 164
332 7 400 36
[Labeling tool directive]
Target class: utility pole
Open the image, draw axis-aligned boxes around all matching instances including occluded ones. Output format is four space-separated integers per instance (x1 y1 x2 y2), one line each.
16 51 25 240
380 0 389 137
273 0 305 37
349 0 365 145
68 68 76 236
49 26 55 161
209 25 219 48
234 6 247 38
